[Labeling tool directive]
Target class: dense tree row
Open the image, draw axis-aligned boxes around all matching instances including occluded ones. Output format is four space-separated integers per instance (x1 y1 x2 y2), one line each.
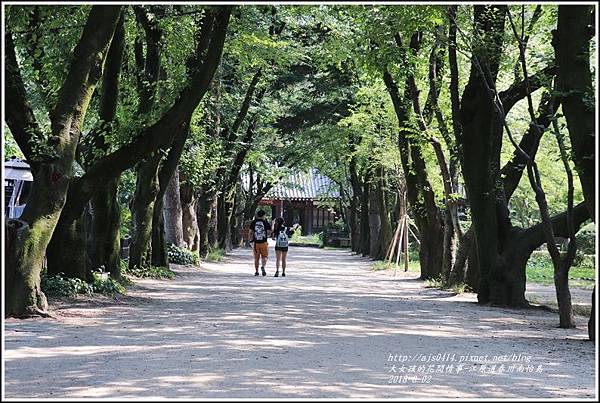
3 4 596 339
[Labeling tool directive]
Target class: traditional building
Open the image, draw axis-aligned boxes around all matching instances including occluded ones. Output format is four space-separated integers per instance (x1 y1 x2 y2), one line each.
255 169 341 235
4 158 33 219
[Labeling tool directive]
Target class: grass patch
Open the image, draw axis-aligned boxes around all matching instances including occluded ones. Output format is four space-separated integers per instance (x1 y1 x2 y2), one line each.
372 260 420 273
290 232 323 246
527 250 595 289
425 275 473 294
206 247 225 262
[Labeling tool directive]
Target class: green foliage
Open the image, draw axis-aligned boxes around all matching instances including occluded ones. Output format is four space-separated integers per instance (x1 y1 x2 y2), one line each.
290 233 323 246
576 223 596 255
526 250 595 289
206 247 225 262
372 260 420 273
125 264 176 279
41 272 92 298
3 130 25 160
167 243 200 265
40 271 126 298
91 273 126 296
425 276 473 295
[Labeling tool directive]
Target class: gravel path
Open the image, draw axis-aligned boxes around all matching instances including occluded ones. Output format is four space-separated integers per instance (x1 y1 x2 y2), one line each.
3 244 596 399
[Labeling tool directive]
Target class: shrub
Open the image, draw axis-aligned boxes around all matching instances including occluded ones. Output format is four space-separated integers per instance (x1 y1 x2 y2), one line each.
167 243 199 265
41 272 92 298
41 271 125 298
576 224 596 255
573 253 595 269
91 273 126 296
206 247 225 262
126 264 175 279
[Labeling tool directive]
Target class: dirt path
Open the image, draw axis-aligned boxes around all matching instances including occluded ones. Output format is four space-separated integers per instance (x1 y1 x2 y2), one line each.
4 244 596 399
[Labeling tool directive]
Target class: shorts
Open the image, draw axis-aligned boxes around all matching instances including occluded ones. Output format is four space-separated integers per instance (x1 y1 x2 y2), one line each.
253 242 269 258
275 246 289 252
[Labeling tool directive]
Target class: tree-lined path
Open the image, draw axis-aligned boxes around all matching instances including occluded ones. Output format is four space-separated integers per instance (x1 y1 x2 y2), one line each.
5 245 594 399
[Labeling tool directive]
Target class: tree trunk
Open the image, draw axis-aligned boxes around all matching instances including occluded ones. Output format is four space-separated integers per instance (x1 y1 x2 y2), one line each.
181 184 199 252
163 169 184 247
4 6 122 317
89 178 121 278
553 5 595 222
359 171 371 257
197 188 217 257
217 191 234 251
151 194 169 268
458 5 512 304
376 170 392 260
208 196 219 249
5 220 48 317
47 209 91 281
129 154 161 270
368 179 381 259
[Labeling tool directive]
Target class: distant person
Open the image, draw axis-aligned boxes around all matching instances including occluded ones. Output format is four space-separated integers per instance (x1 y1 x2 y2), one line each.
249 210 271 276
272 217 295 277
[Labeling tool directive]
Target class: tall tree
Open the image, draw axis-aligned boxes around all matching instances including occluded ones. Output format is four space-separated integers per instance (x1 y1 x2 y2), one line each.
5 5 123 316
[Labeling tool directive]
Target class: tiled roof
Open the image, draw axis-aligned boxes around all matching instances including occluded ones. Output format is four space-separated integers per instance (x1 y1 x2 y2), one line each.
4 158 33 181
243 168 340 200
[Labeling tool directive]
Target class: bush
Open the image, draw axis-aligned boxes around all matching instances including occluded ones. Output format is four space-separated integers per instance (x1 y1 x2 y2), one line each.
41 271 125 298
91 273 126 296
576 224 596 255
206 247 225 262
41 272 92 298
425 275 472 294
573 253 595 269
126 264 175 279
167 243 199 265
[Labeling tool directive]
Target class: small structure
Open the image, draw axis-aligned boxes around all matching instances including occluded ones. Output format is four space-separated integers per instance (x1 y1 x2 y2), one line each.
4 158 33 219
256 169 340 235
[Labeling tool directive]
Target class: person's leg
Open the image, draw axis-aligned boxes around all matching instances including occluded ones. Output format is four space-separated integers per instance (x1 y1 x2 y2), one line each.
260 243 268 276
282 251 287 276
253 244 260 275
275 250 281 276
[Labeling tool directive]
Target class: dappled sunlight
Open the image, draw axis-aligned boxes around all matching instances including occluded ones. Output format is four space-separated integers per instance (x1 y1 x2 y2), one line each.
5 246 595 399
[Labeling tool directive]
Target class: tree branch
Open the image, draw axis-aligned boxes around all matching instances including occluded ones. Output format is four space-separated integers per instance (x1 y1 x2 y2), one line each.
4 31 44 165
499 65 556 113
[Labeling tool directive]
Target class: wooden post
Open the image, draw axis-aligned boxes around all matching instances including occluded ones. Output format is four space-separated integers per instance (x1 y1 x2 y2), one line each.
403 216 409 272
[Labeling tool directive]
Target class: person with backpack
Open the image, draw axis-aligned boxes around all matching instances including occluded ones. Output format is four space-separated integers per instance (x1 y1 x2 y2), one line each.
249 210 271 276
272 217 294 277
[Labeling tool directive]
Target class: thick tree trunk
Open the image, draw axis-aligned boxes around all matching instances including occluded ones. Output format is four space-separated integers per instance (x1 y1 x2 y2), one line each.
5 219 49 317
384 63 444 281
208 196 219 249
47 210 91 281
4 6 122 317
553 5 595 222
368 180 381 258
180 184 199 252
376 170 392 260
163 169 184 247
151 195 169 267
217 191 234 251
89 178 121 278
458 5 512 305
197 188 217 257
129 154 161 270
359 173 371 257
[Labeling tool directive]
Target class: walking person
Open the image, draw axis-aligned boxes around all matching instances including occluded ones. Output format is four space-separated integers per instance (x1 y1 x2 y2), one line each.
249 210 271 276
272 217 295 277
